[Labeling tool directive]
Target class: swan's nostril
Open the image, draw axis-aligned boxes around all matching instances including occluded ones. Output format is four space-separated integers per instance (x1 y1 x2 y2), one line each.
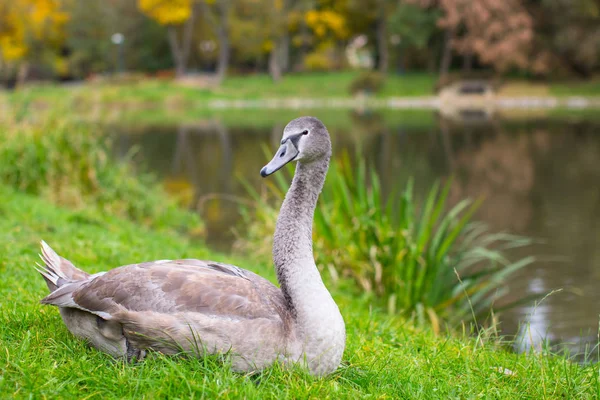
280 151 286 157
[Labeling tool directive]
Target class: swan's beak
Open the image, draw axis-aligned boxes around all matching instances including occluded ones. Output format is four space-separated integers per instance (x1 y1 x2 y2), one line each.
260 139 299 177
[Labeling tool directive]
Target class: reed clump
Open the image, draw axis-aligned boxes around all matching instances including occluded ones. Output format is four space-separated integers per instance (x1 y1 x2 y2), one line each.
238 152 534 328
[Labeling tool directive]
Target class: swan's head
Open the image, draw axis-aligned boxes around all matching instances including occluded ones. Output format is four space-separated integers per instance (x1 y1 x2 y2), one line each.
260 116 331 177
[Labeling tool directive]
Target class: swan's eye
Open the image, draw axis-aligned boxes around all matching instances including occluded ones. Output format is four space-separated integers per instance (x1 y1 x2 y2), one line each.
302 130 309 135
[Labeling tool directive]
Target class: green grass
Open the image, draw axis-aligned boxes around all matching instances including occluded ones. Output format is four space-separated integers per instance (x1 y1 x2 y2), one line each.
215 72 436 99
4 72 600 130
4 72 600 107
5 72 437 104
1 185 598 398
3 86 439 129
549 79 600 97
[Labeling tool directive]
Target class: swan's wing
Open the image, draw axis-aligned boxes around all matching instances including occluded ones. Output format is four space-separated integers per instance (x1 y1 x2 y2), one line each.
41 259 286 321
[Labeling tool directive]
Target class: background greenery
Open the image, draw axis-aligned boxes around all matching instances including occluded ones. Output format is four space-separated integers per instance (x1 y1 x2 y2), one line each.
2 0 600 91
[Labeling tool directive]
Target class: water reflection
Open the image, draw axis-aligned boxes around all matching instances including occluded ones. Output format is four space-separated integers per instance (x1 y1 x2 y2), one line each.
110 112 600 359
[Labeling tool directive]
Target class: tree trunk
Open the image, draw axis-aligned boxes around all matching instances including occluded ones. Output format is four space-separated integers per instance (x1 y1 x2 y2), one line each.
215 1 230 84
167 5 199 78
167 27 185 77
298 18 309 71
439 29 454 78
16 62 30 88
0 58 4 85
427 48 437 73
181 3 199 75
462 50 473 73
278 0 295 73
427 34 442 73
376 1 388 74
269 43 282 82
201 0 230 84
280 33 290 72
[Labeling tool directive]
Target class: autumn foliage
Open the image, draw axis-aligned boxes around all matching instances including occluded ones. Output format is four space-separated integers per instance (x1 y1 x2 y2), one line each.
440 0 535 72
1 0 599 81
0 0 69 62
137 0 193 26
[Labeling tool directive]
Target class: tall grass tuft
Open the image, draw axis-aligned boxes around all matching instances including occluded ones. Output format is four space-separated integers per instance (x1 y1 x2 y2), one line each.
237 152 534 329
0 107 202 234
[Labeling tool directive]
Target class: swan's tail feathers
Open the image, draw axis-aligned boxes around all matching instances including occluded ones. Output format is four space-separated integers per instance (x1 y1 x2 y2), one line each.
35 241 90 292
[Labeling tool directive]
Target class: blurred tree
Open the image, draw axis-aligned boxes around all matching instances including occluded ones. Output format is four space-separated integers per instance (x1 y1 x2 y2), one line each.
267 0 298 82
387 2 440 72
373 0 395 73
65 0 113 76
375 0 389 73
302 0 350 71
346 0 390 73
198 0 231 83
409 0 537 76
445 0 534 73
3 0 598 82
531 0 600 77
0 0 69 84
138 0 199 77
227 0 269 71
67 0 172 78
228 0 300 78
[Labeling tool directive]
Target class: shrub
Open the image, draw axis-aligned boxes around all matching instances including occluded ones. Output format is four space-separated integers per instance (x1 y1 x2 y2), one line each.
303 51 335 72
303 42 339 72
237 152 534 329
349 71 386 95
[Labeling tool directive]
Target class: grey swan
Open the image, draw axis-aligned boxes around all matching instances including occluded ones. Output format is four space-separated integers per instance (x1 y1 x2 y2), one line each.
34 116 345 376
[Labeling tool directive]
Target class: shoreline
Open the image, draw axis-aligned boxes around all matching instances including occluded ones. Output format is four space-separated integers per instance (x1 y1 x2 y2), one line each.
207 95 600 110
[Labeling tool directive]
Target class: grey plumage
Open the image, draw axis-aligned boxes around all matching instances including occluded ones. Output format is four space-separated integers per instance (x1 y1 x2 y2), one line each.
35 116 345 376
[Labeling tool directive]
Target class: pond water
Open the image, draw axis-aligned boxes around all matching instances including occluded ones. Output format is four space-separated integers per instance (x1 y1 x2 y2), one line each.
110 111 600 359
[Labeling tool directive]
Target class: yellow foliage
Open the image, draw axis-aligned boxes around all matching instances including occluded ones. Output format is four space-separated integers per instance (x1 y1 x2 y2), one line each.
30 0 70 39
138 0 192 26
262 39 274 52
305 9 348 40
0 0 69 62
0 38 27 61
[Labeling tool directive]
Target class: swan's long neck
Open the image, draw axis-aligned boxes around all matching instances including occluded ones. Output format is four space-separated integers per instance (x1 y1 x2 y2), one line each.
272 155 344 335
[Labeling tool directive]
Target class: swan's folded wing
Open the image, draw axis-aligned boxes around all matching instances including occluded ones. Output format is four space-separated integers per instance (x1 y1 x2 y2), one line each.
44 259 286 321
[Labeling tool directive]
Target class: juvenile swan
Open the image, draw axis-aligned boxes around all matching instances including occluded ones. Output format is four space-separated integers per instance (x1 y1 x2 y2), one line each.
35 116 345 376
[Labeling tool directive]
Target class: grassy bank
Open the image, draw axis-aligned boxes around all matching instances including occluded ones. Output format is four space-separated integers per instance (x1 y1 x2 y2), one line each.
3 72 600 129
2 88 439 129
0 94 598 398
4 72 600 106
0 110 201 235
5 72 437 104
1 185 598 398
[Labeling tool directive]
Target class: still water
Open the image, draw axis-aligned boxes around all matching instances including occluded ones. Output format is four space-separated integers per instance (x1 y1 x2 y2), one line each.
110 111 600 358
